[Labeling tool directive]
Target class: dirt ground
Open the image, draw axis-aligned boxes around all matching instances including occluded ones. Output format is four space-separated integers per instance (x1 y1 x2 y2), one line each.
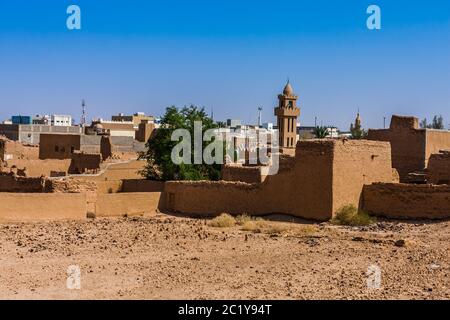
0 213 449 300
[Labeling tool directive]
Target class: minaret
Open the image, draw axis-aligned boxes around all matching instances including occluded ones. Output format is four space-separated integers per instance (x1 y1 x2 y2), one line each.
354 110 362 130
274 80 300 148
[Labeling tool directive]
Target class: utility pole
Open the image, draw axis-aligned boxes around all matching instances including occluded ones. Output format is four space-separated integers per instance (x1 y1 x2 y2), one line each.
383 116 386 129
81 99 86 127
257 106 263 127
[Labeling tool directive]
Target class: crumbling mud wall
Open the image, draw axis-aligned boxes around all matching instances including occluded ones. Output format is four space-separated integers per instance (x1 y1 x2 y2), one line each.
368 116 426 181
48 178 97 193
427 151 450 184
68 152 102 174
368 115 450 181
425 131 450 167
362 183 450 219
0 193 87 223
100 135 112 160
164 140 394 221
0 137 39 162
3 159 71 177
95 192 162 217
0 173 46 192
221 165 262 183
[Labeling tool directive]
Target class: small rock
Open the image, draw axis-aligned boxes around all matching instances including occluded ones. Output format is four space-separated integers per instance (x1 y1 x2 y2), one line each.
394 239 406 247
86 212 96 219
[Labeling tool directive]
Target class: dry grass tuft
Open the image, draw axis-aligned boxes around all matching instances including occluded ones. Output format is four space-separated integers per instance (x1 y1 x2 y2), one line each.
235 214 253 226
208 213 236 228
241 219 288 234
331 205 376 226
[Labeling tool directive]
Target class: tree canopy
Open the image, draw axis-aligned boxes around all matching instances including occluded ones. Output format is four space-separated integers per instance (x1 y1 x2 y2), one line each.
139 105 222 181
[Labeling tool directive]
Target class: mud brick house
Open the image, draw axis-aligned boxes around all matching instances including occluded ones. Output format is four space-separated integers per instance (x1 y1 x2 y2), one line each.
368 115 450 181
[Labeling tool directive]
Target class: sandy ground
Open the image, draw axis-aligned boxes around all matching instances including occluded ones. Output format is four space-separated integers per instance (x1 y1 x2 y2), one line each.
0 214 449 300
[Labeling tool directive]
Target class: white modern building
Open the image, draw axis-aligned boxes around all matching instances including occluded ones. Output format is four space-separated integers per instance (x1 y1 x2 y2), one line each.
51 114 72 126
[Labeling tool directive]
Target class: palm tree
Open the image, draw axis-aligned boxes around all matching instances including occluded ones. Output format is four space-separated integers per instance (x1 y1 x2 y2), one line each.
314 126 329 139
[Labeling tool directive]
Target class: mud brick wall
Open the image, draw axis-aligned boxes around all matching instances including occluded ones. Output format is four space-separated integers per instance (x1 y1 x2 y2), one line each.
121 179 164 192
362 183 450 219
427 152 450 185
95 192 162 217
164 140 395 221
48 178 97 193
39 134 81 160
0 193 87 223
368 115 450 181
68 152 102 174
221 165 262 183
0 174 46 192
0 138 39 162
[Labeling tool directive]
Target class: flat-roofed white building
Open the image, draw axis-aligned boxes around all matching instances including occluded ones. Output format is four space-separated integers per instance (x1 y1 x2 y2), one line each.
51 114 72 126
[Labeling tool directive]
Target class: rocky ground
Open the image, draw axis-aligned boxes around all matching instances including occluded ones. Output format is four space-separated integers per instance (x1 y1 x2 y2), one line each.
0 214 449 299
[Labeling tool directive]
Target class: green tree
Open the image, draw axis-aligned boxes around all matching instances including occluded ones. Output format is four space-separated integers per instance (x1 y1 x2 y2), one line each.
350 123 367 139
139 105 222 181
313 126 329 139
420 115 444 129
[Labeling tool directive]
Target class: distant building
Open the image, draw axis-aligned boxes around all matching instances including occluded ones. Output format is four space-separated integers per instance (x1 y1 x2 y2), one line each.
32 115 50 125
0 123 83 144
12 115 32 125
262 122 273 131
326 127 339 138
111 112 154 127
51 114 72 126
297 126 339 139
91 120 136 138
226 119 242 128
297 126 316 139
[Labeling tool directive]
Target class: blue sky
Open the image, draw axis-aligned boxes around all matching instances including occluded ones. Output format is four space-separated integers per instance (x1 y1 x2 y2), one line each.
0 0 449 129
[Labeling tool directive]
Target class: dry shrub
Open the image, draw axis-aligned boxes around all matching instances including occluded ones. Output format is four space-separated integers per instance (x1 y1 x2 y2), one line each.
331 205 376 226
241 219 288 234
235 214 252 226
208 213 236 228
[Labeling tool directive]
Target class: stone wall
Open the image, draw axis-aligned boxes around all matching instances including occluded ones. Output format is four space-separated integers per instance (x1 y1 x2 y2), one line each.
362 183 450 219
164 139 395 221
427 151 450 184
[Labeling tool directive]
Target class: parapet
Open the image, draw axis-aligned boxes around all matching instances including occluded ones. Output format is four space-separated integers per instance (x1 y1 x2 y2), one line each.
390 115 419 130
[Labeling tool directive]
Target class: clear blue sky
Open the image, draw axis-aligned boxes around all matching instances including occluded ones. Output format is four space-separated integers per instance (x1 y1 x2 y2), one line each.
0 0 449 129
